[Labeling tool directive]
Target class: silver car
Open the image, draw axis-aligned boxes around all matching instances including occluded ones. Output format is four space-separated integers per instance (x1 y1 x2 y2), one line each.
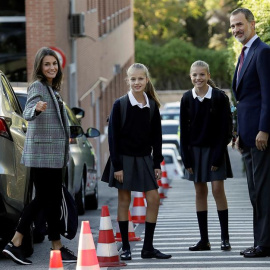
14 87 100 215
0 71 33 255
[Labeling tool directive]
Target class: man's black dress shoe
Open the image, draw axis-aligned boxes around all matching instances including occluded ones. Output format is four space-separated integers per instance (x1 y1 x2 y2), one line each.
189 241 211 251
120 250 131 260
244 246 270 258
141 249 172 259
221 239 231 251
240 246 255 256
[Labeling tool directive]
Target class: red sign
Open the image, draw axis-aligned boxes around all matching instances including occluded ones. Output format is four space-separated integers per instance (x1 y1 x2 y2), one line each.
50 46 66 69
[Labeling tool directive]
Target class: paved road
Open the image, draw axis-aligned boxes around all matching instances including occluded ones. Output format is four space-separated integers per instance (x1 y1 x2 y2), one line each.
2 147 270 269
108 147 270 269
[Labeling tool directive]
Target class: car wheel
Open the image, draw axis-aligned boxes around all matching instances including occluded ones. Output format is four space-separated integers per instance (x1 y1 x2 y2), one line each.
75 175 86 215
85 185 98 210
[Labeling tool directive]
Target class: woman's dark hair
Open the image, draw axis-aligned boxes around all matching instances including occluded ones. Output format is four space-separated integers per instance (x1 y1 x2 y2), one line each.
31 47 63 91
127 63 161 108
190 60 217 88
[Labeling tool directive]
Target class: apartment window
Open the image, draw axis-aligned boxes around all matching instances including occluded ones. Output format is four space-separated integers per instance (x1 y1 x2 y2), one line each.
0 1 26 82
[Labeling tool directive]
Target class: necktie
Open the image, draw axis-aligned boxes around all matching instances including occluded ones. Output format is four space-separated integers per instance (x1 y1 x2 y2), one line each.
237 46 247 80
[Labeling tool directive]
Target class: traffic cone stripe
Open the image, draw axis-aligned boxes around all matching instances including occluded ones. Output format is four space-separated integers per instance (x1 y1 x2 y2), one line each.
78 249 99 266
133 198 145 206
96 243 119 257
132 206 146 215
76 265 100 270
97 229 115 243
97 255 120 262
49 250 64 270
79 233 96 250
101 205 110 217
99 216 113 230
81 223 92 234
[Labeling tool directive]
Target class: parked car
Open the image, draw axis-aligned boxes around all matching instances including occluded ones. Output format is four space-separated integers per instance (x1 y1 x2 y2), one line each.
161 119 179 135
14 87 100 215
162 148 184 180
162 143 184 175
163 101 180 111
0 71 33 255
160 109 180 120
162 134 180 154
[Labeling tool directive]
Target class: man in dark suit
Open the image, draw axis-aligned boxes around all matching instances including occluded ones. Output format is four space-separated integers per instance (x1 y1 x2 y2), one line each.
230 8 270 258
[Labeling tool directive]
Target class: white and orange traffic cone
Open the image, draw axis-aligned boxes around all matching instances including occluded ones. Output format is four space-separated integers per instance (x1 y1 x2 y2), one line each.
49 250 64 270
115 210 141 242
131 192 146 224
76 221 100 270
161 160 172 188
157 178 167 199
97 205 126 267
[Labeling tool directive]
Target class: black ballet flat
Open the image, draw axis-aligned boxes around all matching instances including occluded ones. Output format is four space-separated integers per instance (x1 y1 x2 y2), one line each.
120 250 131 260
189 240 211 251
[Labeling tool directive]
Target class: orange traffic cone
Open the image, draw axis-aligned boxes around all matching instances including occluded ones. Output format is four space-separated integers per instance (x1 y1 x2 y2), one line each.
76 221 100 270
49 250 64 270
131 192 146 224
158 178 167 199
115 210 141 242
161 160 172 188
97 205 126 267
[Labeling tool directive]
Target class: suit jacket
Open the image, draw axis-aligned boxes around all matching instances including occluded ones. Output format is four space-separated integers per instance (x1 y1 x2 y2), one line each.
232 37 270 147
21 81 70 168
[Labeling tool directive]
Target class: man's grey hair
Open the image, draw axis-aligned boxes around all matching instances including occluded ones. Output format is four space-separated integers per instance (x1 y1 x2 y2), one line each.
231 8 255 22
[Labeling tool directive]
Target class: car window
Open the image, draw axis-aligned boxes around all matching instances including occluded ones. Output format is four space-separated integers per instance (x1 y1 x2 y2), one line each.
162 125 178 135
161 114 179 120
64 104 85 134
1 75 22 115
16 93 27 111
163 155 173 164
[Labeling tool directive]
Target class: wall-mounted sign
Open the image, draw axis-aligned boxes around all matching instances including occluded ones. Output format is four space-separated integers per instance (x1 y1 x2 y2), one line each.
50 46 66 69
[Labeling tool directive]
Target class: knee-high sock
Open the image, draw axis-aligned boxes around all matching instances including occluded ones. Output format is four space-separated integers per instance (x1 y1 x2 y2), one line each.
218 209 229 240
197 211 209 243
143 221 156 251
118 221 130 250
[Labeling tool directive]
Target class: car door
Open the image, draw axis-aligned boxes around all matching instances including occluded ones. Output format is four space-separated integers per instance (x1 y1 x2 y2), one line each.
0 74 30 212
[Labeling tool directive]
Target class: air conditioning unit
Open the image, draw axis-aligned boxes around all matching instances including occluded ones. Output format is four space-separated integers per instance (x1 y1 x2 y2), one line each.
70 13 85 37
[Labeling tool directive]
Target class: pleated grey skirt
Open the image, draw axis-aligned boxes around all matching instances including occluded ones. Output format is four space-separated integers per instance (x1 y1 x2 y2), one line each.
183 146 233 183
108 155 159 192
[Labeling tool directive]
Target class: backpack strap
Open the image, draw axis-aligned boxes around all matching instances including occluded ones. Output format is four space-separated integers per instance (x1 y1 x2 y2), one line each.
182 90 193 121
119 94 155 128
119 94 128 128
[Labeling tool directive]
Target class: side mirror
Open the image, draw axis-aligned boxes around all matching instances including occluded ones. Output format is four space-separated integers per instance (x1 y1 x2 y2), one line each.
71 107 85 119
86 127 100 138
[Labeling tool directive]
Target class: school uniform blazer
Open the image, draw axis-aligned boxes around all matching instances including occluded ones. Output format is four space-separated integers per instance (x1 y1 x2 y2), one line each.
21 80 70 168
232 37 270 147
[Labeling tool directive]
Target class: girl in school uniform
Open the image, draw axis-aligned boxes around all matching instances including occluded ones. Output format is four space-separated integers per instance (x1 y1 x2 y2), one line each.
180 60 233 252
108 63 171 260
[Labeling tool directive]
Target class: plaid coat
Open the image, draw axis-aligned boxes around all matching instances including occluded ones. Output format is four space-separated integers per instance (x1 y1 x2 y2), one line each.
21 81 70 168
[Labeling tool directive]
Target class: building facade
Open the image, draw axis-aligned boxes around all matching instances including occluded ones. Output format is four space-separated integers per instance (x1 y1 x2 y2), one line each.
0 0 134 176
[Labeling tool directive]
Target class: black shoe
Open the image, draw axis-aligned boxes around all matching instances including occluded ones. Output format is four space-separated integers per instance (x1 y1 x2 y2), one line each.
59 246 77 262
141 248 172 259
2 241 32 265
120 250 131 260
240 246 255 255
221 239 231 251
244 246 270 258
189 240 211 251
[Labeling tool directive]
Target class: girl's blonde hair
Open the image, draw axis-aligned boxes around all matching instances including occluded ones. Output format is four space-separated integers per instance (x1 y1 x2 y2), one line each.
127 63 161 108
190 60 217 88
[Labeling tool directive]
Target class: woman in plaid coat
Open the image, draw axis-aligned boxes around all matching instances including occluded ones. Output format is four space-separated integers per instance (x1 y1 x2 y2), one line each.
3 47 77 265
